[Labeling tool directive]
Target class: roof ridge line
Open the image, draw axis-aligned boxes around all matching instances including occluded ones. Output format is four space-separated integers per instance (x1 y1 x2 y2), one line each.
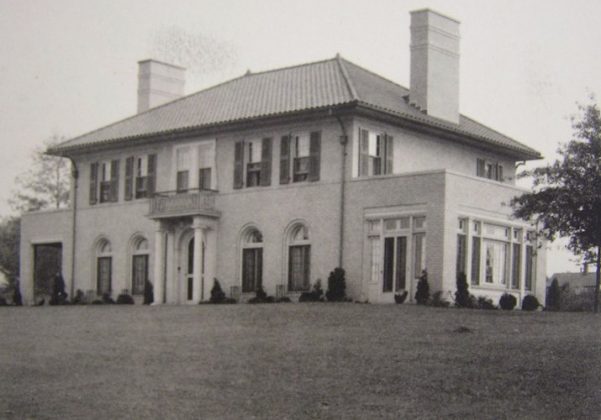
339 57 409 92
242 56 339 78
335 54 359 101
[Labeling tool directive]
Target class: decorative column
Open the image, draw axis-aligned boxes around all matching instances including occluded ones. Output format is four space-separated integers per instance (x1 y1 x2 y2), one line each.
192 216 206 303
153 221 165 305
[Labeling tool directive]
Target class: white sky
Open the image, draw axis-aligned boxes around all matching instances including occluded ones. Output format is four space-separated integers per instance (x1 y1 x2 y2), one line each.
1 0 600 275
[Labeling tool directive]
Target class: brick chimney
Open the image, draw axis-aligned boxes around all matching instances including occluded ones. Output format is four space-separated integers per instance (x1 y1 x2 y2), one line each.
409 9 460 124
137 59 186 113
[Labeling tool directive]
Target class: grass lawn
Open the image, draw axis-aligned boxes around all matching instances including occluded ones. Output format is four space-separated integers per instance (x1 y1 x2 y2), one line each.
1 304 600 419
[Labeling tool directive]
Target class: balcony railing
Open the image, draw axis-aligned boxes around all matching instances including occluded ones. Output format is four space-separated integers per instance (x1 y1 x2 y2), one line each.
148 189 219 219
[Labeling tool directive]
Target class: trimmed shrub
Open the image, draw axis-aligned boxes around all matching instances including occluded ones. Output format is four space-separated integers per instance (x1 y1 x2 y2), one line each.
209 279 226 303
248 285 274 304
477 296 496 310
394 290 408 304
455 272 473 308
72 289 86 305
0 296 7 306
545 278 561 311
116 293 134 304
522 295 540 311
326 268 346 302
91 299 103 305
415 270 430 305
102 293 115 304
499 293 517 310
430 291 450 308
299 280 324 302
276 297 291 303
143 280 154 305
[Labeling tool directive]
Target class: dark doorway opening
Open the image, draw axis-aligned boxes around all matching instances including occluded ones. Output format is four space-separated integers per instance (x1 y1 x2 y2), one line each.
33 243 62 301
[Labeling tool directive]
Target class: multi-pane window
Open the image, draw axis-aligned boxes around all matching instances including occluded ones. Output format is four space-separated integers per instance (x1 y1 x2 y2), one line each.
176 147 192 193
457 219 467 278
247 139 262 187
358 128 394 177
131 237 148 295
476 159 504 182
368 215 426 298
198 143 213 190
293 134 311 182
96 239 112 295
288 224 310 292
459 218 536 290
241 228 263 293
234 138 272 189
124 154 156 201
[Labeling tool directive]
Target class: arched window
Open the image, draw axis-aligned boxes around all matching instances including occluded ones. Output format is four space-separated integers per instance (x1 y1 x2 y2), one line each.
131 237 149 296
241 227 263 293
96 238 112 295
287 223 310 292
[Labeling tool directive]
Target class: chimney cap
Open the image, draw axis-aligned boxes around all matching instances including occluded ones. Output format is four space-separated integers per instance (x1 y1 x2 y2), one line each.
137 58 186 71
410 8 461 24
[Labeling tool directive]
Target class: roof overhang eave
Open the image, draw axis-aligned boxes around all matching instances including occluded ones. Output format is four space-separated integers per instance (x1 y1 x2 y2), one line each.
47 102 360 157
354 103 543 161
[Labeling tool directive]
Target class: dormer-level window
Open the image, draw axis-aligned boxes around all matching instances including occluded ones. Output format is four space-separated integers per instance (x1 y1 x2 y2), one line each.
89 159 119 204
358 128 393 177
234 138 273 189
476 159 504 182
174 141 216 193
124 154 157 200
247 139 263 187
278 131 321 185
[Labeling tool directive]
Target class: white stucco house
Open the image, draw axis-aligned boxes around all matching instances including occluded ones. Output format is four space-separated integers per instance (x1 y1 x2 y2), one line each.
19 9 546 306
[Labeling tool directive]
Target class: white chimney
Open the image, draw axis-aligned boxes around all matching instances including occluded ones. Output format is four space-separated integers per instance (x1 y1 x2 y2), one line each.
409 9 460 124
137 59 186 113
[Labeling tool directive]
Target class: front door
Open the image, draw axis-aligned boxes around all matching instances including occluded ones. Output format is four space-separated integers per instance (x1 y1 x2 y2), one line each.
186 237 194 302
182 235 206 303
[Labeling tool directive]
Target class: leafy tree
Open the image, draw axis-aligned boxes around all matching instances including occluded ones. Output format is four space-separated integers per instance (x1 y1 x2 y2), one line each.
0 216 20 285
9 135 71 213
511 101 601 312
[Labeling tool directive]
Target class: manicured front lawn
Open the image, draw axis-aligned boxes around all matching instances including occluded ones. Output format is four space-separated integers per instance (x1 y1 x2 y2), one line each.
1 304 600 419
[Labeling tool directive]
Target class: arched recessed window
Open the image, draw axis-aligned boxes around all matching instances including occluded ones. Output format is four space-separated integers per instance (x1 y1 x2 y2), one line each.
241 227 263 293
131 237 149 296
96 238 112 295
288 223 310 292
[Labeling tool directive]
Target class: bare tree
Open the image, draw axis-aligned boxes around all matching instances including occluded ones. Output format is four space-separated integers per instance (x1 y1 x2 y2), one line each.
9 135 71 213
150 26 237 86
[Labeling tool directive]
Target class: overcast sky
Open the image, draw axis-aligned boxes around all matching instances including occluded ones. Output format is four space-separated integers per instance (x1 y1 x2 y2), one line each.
1 0 600 275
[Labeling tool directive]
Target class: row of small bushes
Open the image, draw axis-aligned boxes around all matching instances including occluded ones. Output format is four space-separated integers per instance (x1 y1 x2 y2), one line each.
402 270 541 310
206 267 349 304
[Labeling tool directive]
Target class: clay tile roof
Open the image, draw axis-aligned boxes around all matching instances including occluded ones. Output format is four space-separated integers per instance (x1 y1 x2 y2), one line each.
52 56 541 159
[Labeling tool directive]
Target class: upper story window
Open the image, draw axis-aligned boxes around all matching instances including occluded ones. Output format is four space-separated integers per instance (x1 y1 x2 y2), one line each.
125 154 157 200
279 131 321 185
174 141 216 193
89 159 119 205
476 159 504 182
358 128 393 177
234 138 273 189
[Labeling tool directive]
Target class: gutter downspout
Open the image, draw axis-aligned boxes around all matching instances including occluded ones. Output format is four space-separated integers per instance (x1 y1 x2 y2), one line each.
334 112 348 268
67 157 78 300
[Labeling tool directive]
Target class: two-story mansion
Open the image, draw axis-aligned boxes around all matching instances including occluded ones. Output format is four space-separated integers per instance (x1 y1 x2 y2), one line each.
20 9 546 305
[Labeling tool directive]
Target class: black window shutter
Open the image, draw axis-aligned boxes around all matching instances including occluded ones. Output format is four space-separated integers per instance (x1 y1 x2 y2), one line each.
385 134 394 174
147 154 157 195
89 162 98 205
280 135 291 184
476 159 485 177
260 137 272 186
234 141 244 189
110 159 119 202
309 131 321 182
359 128 369 176
498 164 504 182
124 157 134 201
